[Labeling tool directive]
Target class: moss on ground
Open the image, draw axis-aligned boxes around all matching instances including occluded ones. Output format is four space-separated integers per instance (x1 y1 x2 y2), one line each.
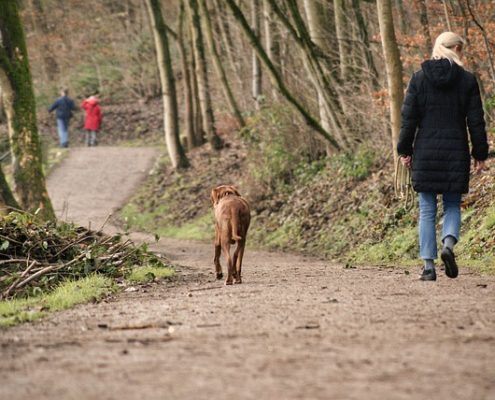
0 275 115 327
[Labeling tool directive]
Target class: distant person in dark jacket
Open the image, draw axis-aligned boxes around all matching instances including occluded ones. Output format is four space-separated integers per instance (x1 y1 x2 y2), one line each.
81 95 103 146
48 88 76 148
397 32 489 281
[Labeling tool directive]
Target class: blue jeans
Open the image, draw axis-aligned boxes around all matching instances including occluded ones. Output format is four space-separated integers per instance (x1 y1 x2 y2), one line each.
418 192 461 260
56 118 69 147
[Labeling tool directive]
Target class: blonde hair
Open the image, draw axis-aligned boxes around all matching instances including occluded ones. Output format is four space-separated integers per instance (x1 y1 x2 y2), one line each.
432 32 466 66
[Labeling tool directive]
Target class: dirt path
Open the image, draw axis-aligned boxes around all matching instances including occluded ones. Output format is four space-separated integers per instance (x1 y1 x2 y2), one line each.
1 147 495 400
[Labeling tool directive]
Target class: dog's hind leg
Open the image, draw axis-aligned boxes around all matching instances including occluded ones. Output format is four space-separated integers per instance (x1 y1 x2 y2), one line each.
214 228 223 279
222 242 234 285
214 244 222 279
233 240 245 284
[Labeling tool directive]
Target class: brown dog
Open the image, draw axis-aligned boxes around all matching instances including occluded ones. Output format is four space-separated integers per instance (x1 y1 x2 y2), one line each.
210 185 251 285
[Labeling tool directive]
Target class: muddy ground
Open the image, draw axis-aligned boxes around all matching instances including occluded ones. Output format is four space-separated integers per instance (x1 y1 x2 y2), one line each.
0 147 494 400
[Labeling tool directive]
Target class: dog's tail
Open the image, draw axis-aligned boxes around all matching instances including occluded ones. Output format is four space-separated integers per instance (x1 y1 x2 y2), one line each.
231 210 242 241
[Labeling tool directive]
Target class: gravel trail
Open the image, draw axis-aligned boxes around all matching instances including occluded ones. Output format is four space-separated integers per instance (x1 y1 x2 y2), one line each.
1 147 494 400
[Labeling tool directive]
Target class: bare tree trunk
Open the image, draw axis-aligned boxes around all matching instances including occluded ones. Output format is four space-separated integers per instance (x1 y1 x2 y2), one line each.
377 0 404 165
334 0 351 81
416 0 432 56
251 0 263 109
188 20 205 145
199 0 245 127
145 0 189 169
262 0 280 100
394 0 407 33
303 0 337 155
188 0 223 149
28 0 60 81
225 0 341 151
269 0 348 147
442 0 452 31
0 2 55 220
465 0 495 86
212 0 243 89
178 1 198 149
351 0 379 89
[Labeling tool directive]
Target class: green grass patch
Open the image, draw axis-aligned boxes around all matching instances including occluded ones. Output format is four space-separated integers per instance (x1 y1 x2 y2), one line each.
155 213 213 241
0 275 115 328
127 265 175 284
122 203 213 241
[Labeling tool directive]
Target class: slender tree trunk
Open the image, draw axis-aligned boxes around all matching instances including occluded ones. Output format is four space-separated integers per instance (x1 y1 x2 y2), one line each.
394 0 407 33
188 20 205 145
0 2 55 220
465 0 495 86
377 0 404 165
262 0 280 100
334 0 351 81
251 0 263 109
199 0 245 127
441 0 453 31
29 0 59 81
270 0 348 147
351 0 379 89
416 0 432 56
145 0 189 169
303 0 337 154
188 0 223 149
178 1 198 149
212 0 243 89
225 0 341 151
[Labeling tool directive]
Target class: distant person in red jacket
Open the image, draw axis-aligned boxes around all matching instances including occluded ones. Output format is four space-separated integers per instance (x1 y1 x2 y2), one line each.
81 95 102 146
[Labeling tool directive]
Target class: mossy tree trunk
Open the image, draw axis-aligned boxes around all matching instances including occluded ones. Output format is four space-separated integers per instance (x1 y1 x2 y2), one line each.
0 1 55 220
145 0 189 169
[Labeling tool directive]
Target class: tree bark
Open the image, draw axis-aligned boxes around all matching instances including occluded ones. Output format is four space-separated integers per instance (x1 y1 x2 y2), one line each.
333 0 352 81
416 0 432 56
28 0 59 81
187 0 223 149
262 0 280 100
0 1 55 220
351 0 379 89
178 1 198 149
270 0 348 147
303 0 337 154
377 0 404 165
145 0 189 169
251 0 263 109
225 0 341 151
199 0 245 127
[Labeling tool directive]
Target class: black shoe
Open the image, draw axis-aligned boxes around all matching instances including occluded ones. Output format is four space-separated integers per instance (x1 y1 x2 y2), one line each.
441 247 458 278
419 268 437 281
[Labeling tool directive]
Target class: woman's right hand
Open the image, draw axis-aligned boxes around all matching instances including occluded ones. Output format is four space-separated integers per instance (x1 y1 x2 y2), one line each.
400 155 412 169
474 159 486 174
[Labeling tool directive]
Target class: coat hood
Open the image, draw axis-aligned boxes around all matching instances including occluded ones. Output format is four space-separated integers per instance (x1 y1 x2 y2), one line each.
421 58 461 89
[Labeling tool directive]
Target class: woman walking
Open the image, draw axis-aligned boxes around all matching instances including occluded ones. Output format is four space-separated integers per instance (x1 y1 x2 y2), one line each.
397 32 489 281
81 95 103 146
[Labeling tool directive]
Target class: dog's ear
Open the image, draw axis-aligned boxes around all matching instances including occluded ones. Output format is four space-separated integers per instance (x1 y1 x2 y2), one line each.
229 186 241 197
210 187 220 205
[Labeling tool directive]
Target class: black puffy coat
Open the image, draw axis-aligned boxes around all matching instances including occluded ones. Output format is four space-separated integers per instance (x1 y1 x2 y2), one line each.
397 59 488 194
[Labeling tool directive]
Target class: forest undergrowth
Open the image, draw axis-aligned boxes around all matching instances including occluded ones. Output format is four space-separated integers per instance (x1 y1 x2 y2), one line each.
0 212 174 327
119 108 495 273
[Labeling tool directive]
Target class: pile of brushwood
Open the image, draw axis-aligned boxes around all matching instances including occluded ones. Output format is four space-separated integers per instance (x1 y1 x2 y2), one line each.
0 212 165 299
